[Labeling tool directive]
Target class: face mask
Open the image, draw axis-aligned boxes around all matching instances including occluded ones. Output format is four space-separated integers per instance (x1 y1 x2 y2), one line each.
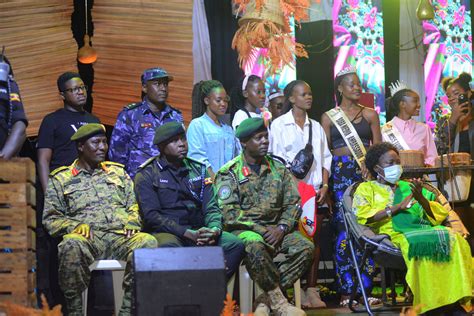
379 164 403 184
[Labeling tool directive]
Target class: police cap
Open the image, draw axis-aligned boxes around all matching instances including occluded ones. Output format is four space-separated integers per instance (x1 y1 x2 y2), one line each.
153 121 185 145
141 67 174 84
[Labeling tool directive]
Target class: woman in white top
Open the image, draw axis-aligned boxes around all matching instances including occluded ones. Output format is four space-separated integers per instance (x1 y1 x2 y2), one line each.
270 80 332 308
230 75 266 130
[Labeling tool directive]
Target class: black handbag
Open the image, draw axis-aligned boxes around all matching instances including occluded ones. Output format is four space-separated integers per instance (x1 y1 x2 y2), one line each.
290 120 314 179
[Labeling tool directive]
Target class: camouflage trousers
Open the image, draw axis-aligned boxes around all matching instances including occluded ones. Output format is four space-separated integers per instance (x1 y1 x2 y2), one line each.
57 230 157 316
234 230 314 292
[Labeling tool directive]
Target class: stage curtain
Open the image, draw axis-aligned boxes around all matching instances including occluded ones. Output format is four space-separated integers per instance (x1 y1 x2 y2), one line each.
0 0 77 136
92 0 194 125
204 0 243 94
193 0 212 83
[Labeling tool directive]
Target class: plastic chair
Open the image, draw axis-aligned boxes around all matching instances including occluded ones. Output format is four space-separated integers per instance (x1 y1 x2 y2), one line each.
82 260 126 316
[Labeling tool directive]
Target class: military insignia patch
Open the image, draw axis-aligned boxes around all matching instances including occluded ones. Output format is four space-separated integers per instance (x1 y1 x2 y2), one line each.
218 185 231 200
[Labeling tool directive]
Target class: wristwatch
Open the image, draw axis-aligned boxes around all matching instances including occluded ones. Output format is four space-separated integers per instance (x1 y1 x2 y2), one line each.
385 207 392 218
278 224 288 234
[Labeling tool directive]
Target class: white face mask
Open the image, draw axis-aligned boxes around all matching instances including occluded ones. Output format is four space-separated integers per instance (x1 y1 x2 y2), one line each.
378 164 403 184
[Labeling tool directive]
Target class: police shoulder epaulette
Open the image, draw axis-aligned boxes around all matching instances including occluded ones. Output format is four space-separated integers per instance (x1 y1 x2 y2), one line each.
104 161 125 168
270 154 287 166
138 157 156 169
49 166 69 177
123 102 140 111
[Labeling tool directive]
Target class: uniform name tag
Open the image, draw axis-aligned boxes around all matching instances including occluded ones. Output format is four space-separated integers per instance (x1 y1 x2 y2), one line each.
239 178 249 184
159 179 168 183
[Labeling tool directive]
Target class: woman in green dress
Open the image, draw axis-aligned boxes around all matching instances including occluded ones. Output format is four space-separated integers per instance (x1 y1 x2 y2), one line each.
352 142 472 314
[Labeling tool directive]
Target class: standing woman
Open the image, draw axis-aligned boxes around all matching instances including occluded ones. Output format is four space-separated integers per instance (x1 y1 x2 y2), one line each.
383 82 438 166
187 80 241 177
270 80 332 308
320 67 382 307
230 75 266 130
435 72 474 253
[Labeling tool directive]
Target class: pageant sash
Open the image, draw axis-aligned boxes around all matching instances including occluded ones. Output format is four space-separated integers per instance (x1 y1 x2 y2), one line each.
327 107 367 168
381 120 410 151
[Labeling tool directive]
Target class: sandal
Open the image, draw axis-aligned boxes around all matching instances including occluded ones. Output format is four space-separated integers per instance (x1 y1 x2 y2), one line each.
339 298 359 308
366 297 382 306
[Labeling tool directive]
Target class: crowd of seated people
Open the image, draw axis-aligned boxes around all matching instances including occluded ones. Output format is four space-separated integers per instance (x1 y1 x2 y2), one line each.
2 56 472 316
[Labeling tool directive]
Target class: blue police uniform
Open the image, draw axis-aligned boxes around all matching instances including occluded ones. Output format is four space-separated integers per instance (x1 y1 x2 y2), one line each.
0 76 28 149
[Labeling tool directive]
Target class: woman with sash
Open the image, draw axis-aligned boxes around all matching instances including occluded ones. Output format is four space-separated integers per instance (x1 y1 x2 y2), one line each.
321 66 382 307
270 80 332 308
383 81 437 166
353 142 472 315
230 75 266 130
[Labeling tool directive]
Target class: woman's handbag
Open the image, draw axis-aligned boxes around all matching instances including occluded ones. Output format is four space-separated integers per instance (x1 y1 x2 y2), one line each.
290 120 314 179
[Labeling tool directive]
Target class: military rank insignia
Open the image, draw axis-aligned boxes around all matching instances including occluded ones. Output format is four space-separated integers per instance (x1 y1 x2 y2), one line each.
218 185 231 200
204 177 212 185
141 122 152 128
9 93 21 102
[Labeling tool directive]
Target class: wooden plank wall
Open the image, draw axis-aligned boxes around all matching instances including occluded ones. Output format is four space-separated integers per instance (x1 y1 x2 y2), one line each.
0 1 78 136
92 0 194 126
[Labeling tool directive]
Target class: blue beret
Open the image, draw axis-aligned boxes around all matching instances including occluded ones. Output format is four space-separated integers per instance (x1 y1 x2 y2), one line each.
235 117 266 140
70 123 106 141
141 67 174 84
153 122 185 145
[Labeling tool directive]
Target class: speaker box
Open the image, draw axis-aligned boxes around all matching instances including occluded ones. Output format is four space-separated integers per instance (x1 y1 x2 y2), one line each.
133 246 226 316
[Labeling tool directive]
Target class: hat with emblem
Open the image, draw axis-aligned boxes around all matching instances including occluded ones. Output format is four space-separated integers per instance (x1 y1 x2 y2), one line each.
141 67 174 84
70 123 106 142
153 121 185 145
235 117 266 140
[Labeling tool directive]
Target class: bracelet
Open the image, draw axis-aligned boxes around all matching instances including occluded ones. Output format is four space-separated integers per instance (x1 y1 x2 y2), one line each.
322 184 329 188
386 207 392 218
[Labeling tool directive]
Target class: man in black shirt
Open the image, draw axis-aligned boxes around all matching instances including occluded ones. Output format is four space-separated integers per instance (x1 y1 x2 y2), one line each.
0 54 28 159
36 72 99 307
134 122 244 279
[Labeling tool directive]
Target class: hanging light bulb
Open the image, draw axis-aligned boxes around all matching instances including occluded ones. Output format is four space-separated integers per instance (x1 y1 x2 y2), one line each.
77 0 97 64
416 0 435 21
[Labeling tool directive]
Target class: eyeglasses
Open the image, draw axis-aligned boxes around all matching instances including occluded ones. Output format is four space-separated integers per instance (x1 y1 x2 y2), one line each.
63 85 88 94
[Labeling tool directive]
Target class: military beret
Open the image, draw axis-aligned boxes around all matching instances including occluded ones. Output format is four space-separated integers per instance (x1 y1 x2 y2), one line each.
235 117 266 140
70 123 106 141
141 67 174 84
153 121 185 145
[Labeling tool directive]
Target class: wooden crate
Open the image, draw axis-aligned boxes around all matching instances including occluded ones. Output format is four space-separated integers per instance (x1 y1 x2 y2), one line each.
0 159 36 306
0 158 35 184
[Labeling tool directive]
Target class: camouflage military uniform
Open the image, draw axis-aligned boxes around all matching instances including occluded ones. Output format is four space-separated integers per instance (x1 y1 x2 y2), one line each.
215 153 314 291
108 100 183 178
43 160 157 316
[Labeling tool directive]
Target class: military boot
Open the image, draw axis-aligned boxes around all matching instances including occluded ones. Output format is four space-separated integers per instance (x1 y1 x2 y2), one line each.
268 287 306 316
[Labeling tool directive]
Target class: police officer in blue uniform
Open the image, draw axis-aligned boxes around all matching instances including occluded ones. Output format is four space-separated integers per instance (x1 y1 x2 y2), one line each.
108 68 183 179
0 54 27 159
134 122 244 279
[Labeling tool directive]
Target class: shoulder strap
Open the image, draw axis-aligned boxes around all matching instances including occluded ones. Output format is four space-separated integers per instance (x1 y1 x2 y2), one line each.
124 102 140 110
308 119 312 145
327 108 367 168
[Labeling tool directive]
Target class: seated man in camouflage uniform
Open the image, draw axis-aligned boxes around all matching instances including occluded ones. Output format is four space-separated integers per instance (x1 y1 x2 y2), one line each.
43 123 157 316
134 122 244 279
214 118 314 316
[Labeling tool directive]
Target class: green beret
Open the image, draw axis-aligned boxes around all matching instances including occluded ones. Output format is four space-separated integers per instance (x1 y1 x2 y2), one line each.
235 117 266 140
153 121 185 145
70 123 106 141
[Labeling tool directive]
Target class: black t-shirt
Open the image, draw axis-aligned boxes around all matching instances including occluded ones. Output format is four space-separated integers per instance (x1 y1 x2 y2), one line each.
37 108 100 170
0 77 28 149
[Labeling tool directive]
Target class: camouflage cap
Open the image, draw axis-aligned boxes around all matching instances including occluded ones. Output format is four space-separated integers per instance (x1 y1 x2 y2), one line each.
141 67 174 84
153 121 185 145
235 117 266 140
70 123 106 141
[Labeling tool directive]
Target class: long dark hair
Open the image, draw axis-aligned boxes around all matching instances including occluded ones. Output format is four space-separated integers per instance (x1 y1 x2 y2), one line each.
191 80 225 119
282 80 307 114
229 75 262 121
